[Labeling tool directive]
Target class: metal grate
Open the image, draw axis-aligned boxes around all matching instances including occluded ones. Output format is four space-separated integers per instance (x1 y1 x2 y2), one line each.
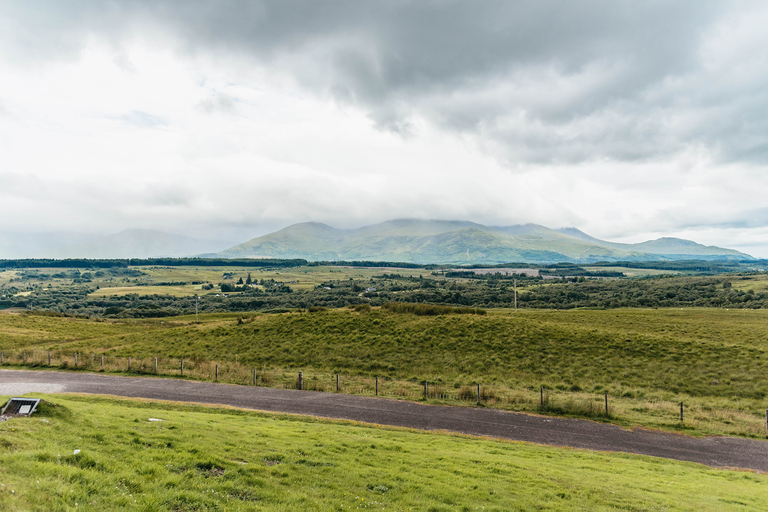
1 398 41 416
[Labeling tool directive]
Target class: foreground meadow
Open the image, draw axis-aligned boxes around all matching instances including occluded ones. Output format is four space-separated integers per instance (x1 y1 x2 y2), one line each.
1 394 766 511
2 307 768 437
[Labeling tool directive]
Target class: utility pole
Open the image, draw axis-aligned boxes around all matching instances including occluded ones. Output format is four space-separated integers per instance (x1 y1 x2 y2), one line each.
514 279 518 312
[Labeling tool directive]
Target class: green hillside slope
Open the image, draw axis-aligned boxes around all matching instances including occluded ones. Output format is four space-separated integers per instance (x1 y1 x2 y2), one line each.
219 219 752 264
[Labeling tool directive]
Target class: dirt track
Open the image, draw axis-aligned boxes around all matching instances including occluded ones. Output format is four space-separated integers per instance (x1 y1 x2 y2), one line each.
2 369 767 472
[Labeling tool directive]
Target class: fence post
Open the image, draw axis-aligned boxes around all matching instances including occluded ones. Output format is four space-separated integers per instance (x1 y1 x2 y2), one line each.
298 371 303 390
540 387 544 406
423 380 427 399
253 369 256 386
336 374 339 392
101 354 104 368
477 383 481 405
181 358 184 376
23 351 26 364
74 353 77 367
605 392 608 415
765 410 767 434
155 357 158 373
376 376 379 396
680 402 684 422
215 364 218 381
48 351 51 365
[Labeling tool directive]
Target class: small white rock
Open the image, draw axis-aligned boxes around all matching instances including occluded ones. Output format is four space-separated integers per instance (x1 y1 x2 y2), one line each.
73 449 80 455
148 418 163 422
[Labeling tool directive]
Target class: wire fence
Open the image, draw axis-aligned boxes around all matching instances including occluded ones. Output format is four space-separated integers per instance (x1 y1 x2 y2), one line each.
1 348 766 436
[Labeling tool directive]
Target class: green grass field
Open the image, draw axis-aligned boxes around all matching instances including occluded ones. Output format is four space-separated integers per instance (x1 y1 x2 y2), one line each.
1 394 765 511
2 307 768 438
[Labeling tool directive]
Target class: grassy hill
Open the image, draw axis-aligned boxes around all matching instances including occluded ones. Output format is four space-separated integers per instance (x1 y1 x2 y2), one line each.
3 307 768 437
219 219 750 264
3 395 765 510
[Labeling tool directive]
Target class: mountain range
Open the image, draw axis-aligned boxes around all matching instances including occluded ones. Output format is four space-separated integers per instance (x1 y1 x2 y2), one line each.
218 220 752 264
0 220 752 263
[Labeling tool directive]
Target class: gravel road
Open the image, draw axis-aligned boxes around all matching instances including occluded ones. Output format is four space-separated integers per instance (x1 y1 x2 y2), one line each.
2 369 767 472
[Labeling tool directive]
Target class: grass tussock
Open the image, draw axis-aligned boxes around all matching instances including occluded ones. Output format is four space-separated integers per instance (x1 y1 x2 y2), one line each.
382 302 486 316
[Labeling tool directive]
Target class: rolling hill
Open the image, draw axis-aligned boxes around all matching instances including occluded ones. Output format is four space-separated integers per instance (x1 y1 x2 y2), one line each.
218 219 752 264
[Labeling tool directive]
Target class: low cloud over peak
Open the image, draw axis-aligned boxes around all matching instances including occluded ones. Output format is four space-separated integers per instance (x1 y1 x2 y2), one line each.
1 1 768 255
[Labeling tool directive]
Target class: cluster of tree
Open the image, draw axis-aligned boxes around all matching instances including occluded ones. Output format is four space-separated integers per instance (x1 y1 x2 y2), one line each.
5 268 768 317
587 260 748 273
0 258 308 269
6 267 146 280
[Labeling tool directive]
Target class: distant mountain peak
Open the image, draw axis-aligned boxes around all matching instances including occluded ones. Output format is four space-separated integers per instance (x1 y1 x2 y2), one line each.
217 220 752 264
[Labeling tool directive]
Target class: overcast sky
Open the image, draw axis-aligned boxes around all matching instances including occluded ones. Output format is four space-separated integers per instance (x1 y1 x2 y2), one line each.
2 1 768 255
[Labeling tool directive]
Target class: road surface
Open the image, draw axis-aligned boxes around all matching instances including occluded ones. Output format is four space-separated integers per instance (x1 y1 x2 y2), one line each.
2 369 767 471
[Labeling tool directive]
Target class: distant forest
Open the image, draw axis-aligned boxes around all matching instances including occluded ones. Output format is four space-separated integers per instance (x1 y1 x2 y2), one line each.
0 257 758 273
2 265 766 318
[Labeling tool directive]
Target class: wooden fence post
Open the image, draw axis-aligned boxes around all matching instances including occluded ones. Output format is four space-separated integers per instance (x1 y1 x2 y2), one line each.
376 376 379 396
74 353 78 367
48 351 51 365
680 402 684 422
215 364 218 381
605 392 608 415
128 356 131 370
298 371 303 390
477 383 481 405
336 374 339 392
540 387 544 406
253 369 256 386
101 354 104 368
181 358 184 376
155 357 158 373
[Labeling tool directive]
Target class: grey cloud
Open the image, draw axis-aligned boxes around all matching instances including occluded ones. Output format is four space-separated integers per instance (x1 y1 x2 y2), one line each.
114 111 167 128
2 1 766 164
198 93 237 114
679 208 768 231
143 186 196 207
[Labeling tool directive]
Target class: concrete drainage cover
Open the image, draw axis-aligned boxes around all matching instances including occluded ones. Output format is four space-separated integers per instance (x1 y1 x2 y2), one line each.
1 398 41 416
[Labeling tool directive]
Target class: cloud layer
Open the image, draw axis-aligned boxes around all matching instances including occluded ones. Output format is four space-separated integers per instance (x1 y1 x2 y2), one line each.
1 1 767 255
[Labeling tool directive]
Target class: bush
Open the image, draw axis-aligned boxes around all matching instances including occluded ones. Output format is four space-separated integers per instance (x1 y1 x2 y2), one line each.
382 302 485 316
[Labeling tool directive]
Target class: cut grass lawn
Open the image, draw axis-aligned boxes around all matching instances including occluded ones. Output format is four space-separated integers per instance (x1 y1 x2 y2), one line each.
2 307 768 438
1 394 766 511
